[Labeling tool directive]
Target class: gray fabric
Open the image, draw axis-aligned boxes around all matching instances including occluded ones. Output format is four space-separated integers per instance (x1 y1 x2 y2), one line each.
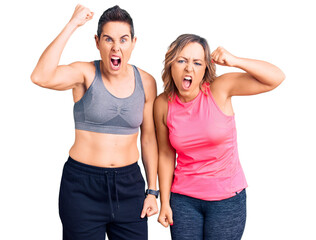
74 60 145 135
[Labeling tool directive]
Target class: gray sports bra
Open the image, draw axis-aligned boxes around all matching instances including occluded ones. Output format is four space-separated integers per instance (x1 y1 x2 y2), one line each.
74 60 145 135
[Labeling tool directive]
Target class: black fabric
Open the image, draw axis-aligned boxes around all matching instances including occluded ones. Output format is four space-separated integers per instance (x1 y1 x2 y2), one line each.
59 156 147 240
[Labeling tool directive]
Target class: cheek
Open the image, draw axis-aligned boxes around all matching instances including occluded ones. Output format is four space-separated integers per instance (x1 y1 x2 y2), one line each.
99 44 111 54
196 68 206 80
122 45 133 54
171 66 181 83
171 66 176 79
171 63 182 76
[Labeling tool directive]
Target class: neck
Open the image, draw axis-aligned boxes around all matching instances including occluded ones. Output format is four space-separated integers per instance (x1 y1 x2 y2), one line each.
100 61 130 82
177 88 200 103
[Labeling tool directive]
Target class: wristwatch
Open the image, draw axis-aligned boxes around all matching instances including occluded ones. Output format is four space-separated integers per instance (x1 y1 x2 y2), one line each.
145 189 159 198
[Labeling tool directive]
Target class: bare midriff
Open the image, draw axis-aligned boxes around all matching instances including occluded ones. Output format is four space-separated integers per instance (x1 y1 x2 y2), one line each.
69 129 139 168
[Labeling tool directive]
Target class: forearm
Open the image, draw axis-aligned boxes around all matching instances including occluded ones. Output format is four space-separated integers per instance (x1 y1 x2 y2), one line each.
141 136 158 190
233 57 285 87
158 155 175 206
31 22 78 83
31 5 93 85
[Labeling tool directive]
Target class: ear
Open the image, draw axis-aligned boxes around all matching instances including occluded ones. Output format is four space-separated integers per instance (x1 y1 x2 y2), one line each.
95 34 100 50
131 36 137 51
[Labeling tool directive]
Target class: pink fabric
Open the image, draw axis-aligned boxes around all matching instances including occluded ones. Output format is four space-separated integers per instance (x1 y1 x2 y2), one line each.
167 84 247 201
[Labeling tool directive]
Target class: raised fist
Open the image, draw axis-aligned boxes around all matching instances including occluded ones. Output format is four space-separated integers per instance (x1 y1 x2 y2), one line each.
69 4 94 27
211 47 238 67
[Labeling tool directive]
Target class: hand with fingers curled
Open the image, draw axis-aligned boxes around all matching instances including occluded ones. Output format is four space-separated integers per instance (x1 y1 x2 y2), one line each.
158 204 174 228
141 195 159 218
69 4 94 27
211 46 239 67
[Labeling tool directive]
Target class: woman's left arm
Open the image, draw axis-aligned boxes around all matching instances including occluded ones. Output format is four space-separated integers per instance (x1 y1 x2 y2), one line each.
138 69 159 218
211 47 286 96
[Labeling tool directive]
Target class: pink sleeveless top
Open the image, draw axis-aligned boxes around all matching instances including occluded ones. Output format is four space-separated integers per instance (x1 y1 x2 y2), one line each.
167 84 248 200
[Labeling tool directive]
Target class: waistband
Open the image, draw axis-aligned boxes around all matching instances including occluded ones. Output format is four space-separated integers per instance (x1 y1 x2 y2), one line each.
66 156 139 176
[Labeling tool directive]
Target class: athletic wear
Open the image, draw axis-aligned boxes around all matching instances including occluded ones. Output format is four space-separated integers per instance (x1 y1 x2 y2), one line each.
170 190 247 240
59 157 147 240
74 60 145 135
167 84 248 201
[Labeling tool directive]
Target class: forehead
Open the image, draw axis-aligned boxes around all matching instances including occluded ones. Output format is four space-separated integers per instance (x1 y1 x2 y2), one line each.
101 21 131 37
178 42 205 59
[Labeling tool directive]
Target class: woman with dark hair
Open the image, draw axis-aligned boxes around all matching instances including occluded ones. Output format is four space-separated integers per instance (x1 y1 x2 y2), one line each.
31 4 158 240
154 34 285 239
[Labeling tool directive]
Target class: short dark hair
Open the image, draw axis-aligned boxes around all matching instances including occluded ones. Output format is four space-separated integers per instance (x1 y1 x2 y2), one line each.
97 5 134 39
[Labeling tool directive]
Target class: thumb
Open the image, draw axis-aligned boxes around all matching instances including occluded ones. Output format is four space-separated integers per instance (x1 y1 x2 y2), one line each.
147 207 158 217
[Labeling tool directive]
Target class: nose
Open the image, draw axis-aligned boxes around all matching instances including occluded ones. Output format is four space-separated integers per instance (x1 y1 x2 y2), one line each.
112 42 120 52
185 62 193 72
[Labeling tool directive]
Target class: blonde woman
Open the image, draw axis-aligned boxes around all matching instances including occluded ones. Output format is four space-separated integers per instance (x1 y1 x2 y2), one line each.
154 34 285 240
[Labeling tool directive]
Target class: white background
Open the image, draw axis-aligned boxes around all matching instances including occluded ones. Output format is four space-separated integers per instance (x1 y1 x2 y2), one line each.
1 0 316 239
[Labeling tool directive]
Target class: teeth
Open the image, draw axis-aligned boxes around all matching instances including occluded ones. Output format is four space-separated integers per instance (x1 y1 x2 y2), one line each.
184 76 192 80
111 57 120 60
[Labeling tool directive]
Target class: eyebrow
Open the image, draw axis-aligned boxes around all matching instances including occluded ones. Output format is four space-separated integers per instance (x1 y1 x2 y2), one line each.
102 34 130 38
179 56 203 61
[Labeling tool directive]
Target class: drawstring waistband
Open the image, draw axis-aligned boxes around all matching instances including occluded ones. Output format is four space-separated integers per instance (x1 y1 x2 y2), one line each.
105 171 119 219
113 172 120 209
65 157 140 219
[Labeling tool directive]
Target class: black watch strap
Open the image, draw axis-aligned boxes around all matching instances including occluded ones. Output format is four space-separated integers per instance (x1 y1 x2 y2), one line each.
145 189 159 198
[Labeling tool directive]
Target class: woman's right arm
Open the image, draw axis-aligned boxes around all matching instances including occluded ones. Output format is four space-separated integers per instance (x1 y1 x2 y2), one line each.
30 4 93 90
154 93 176 227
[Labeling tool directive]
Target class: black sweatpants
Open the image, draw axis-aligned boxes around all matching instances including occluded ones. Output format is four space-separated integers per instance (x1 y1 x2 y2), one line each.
59 156 147 240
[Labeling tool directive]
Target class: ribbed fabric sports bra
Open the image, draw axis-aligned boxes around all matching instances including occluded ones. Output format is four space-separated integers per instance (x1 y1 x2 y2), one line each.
74 60 145 135
167 83 248 201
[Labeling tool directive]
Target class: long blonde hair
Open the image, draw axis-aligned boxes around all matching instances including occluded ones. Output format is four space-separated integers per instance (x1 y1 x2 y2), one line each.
162 34 216 100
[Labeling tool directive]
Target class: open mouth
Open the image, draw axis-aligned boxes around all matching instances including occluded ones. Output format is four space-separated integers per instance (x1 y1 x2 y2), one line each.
110 56 121 70
182 76 192 89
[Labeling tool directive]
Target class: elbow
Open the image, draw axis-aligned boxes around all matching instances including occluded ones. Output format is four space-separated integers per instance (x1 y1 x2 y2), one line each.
275 71 286 88
30 72 40 85
269 70 286 90
278 70 286 84
141 131 157 146
141 138 157 152
30 71 49 87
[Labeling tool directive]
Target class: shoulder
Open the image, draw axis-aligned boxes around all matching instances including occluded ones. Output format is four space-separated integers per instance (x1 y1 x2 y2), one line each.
136 66 156 87
154 93 168 113
134 66 157 100
155 92 168 103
